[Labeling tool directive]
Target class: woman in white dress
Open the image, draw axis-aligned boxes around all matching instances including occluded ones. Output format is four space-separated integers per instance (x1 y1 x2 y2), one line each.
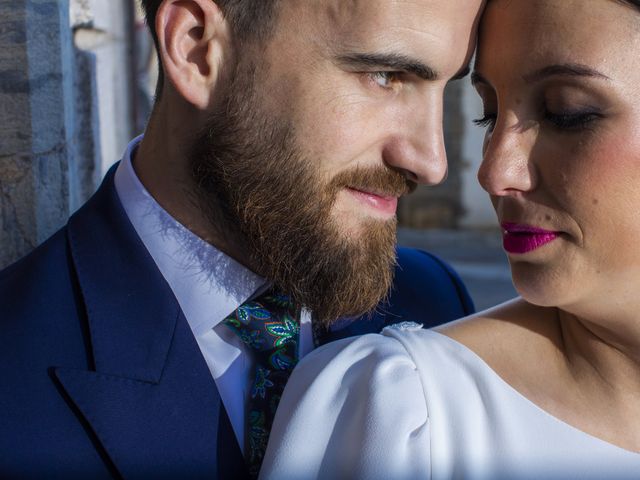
260 0 640 478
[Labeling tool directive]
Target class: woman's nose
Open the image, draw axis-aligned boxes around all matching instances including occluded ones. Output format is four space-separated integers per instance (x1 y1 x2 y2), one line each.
477 120 538 197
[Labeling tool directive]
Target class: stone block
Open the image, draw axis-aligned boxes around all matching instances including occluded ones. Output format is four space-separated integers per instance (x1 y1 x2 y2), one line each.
0 0 74 269
0 155 36 268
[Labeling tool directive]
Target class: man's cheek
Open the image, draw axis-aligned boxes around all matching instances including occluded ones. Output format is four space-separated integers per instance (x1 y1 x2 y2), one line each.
298 90 378 160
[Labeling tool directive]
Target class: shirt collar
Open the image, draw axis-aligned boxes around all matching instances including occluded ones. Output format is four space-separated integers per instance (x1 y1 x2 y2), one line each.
114 135 268 336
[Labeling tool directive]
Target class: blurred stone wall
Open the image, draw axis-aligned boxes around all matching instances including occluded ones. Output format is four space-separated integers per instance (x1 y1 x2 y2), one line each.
459 76 496 228
74 0 139 180
397 81 467 229
0 0 76 269
0 0 137 269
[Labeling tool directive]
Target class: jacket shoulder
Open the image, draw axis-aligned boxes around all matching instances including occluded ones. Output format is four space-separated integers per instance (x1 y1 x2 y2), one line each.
1 227 72 315
392 246 475 324
0 226 87 365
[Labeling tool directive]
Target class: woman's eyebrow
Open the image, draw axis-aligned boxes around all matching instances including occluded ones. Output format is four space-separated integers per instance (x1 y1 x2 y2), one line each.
522 63 611 83
470 63 610 87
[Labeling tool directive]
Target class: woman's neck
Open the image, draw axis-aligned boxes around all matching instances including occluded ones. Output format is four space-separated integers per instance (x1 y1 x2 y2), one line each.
557 309 640 398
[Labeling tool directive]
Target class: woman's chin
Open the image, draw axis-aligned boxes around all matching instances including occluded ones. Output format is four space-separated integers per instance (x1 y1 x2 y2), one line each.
510 269 579 308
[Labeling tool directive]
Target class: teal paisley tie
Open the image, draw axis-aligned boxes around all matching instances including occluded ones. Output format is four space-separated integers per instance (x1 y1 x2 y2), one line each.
223 289 300 478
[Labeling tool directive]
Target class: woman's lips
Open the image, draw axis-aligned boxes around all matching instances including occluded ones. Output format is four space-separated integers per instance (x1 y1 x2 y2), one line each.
347 188 398 215
501 222 560 254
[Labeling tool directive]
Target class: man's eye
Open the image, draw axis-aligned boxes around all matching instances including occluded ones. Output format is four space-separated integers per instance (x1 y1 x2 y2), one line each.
368 72 399 89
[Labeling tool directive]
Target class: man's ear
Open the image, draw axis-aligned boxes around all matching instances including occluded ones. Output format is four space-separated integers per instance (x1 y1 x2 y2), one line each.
155 0 231 109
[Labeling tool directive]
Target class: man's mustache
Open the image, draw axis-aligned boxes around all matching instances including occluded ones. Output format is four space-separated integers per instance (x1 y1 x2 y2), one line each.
328 166 417 199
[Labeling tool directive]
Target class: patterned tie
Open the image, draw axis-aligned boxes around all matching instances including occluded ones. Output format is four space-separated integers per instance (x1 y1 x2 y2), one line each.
223 289 300 478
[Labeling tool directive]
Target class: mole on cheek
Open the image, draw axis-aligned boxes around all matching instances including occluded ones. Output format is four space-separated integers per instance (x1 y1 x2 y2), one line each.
592 198 599 205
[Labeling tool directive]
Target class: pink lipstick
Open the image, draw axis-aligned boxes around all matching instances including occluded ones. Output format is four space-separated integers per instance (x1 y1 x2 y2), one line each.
501 222 560 254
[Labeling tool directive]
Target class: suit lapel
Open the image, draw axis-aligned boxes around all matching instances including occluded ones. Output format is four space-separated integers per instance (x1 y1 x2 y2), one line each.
53 167 247 479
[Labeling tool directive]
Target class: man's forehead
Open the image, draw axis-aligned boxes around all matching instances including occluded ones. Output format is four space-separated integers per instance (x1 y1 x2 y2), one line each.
268 0 478 82
284 0 442 34
280 0 452 52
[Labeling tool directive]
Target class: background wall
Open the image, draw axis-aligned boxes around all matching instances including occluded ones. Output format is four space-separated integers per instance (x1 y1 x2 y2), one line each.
1 0 76 269
459 79 496 228
0 0 146 269
397 79 496 229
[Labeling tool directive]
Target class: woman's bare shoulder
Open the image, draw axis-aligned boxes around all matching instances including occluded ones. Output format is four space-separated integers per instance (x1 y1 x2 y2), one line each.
438 297 558 340
435 298 563 387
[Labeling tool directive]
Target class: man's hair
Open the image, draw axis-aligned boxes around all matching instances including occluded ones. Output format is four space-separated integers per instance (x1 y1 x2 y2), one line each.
139 0 280 98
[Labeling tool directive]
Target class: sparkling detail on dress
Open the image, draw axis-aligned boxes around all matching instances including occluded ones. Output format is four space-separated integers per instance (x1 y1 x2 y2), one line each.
383 321 424 332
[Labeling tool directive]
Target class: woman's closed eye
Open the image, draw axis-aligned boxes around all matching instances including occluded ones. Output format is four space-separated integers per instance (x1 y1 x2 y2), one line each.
472 110 602 132
544 110 602 130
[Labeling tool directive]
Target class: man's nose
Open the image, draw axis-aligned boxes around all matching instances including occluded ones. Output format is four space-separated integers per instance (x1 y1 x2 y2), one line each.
477 119 538 197
383 97 448 186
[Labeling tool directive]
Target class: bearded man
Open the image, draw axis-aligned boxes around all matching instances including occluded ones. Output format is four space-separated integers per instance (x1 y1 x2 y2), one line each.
0 0 483 478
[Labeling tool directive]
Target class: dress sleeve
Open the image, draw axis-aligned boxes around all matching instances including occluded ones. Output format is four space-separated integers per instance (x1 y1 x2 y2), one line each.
260 332 430 480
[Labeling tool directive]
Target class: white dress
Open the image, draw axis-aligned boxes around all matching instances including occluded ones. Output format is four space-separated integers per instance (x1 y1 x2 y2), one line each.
260 323 640 479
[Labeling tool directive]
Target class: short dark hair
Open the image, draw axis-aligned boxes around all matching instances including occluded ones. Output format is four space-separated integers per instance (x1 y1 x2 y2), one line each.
140 0 280 98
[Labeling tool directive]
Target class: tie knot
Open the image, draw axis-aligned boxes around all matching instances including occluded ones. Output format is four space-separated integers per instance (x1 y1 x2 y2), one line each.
224 290 300 371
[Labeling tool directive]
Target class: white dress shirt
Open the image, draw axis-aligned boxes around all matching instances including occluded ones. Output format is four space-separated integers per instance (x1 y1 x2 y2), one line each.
261 325 640 479
114 135 314 450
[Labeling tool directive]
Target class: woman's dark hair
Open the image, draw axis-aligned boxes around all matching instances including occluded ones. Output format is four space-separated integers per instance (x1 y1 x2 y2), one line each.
140 0 280 97
618 0 640 10
622 0 640 8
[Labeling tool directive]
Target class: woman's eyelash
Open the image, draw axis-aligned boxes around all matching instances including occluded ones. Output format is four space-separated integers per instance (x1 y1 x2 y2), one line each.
472 111 601 130
545 111 601 129
472 114 496 128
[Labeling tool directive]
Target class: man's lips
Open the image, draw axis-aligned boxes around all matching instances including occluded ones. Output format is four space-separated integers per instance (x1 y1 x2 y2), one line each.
346 187 399 215
501 222 561 254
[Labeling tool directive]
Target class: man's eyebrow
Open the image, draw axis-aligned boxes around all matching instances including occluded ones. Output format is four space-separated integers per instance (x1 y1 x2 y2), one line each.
337 52 438 81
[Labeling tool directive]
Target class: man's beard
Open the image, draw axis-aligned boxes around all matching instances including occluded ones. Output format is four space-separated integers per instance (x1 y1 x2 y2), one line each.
189 64 414 326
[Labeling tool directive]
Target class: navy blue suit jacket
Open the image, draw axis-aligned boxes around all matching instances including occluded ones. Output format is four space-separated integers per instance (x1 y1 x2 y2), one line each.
0 167 473 479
